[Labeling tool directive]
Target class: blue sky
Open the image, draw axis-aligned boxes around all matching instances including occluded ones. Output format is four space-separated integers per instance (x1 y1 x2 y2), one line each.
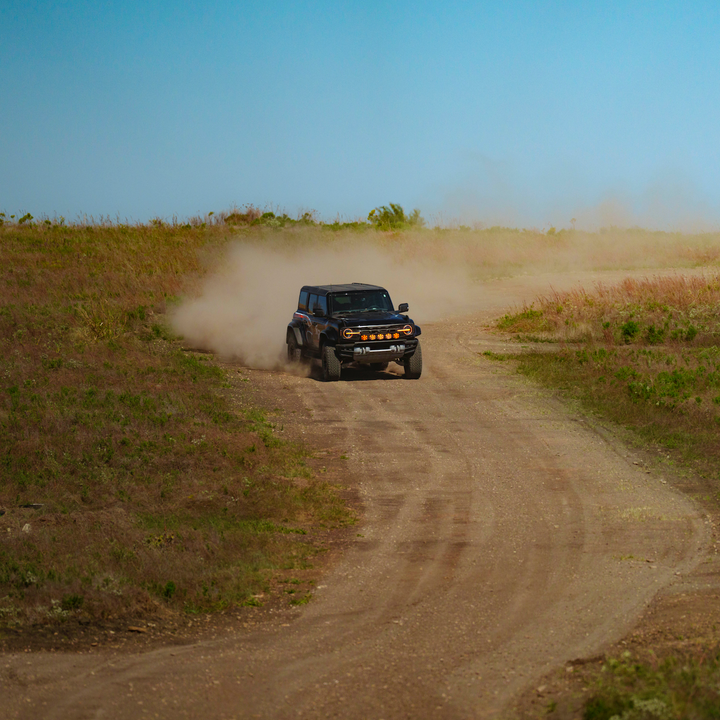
2 1 719 228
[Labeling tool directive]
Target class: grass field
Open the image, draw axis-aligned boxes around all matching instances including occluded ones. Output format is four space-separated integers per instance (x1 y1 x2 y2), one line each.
495 273 720 481
3 210 720 641
0 216 352 627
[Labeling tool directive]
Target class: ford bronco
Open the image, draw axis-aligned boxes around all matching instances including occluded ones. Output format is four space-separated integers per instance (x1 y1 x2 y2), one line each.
286 283 422 381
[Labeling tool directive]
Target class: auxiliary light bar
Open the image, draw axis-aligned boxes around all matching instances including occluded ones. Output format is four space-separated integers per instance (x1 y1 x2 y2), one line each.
341 325 413 341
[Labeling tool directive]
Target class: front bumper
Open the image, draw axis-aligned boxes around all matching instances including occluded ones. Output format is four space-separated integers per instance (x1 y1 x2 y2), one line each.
335 338 418 364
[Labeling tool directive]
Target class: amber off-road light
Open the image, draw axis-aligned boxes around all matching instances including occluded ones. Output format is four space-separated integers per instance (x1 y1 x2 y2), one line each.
350 326 413 342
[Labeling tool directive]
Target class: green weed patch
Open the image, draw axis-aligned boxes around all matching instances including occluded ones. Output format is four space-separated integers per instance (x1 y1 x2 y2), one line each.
583 651 720 720
514 347 720 476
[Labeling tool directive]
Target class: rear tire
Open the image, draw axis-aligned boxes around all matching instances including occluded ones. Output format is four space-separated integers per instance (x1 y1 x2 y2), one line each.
403 342 422 379
322 345 342 381
287 334 300 363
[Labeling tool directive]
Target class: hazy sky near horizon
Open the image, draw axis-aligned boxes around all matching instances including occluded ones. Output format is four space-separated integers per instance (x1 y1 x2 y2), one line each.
2 1 719 228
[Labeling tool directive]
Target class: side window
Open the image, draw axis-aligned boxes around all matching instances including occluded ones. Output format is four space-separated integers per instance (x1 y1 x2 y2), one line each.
316 295 328 315
298 290 309 311
308 294 318 314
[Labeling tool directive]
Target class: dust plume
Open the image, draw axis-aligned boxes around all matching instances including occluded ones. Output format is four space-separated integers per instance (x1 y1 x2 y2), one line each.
171 224 720 369
170 234 476 369
427 156 720 232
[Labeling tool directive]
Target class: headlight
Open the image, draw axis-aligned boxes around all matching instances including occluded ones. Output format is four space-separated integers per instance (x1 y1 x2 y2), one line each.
342 328 360 340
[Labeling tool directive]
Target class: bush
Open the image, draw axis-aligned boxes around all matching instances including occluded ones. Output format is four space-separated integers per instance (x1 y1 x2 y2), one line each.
367 203 425 230
621 320 640 343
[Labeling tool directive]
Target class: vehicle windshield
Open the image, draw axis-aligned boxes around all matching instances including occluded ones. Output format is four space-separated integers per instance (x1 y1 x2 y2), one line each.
330 290 393 314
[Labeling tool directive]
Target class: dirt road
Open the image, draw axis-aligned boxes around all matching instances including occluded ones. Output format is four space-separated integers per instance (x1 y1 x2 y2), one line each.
3 272 709 719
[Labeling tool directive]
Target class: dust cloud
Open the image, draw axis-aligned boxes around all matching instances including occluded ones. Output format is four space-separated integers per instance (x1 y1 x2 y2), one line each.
426 158 720 232
170 237 476 369
171 225 720 370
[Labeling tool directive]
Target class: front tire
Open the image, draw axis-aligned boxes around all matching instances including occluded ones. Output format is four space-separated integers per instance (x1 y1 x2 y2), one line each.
322 345 342 381
403 342 422 379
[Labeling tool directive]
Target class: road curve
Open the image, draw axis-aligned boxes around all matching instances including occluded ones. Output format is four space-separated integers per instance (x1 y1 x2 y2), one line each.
4 274 708 720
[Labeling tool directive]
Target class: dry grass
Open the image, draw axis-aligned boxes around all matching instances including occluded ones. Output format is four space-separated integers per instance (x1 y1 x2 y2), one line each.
499 273 720 345
0 220 352 626
494 272 720 490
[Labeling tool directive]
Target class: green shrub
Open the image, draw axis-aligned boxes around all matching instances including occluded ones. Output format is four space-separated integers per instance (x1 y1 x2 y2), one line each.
367 203 424 230
621 320 640 343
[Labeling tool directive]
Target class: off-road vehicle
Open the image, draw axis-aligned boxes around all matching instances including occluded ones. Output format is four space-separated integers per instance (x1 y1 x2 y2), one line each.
286 283 422 381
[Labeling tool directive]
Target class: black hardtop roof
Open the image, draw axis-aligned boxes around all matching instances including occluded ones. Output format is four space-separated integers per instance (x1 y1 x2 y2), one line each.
301 283 387 295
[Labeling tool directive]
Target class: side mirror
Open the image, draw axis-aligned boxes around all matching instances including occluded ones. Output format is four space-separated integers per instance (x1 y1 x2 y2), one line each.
398 303 409 313
312 306 326 318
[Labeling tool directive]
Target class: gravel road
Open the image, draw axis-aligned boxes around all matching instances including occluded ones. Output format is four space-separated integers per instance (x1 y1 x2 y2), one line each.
3 271 708 719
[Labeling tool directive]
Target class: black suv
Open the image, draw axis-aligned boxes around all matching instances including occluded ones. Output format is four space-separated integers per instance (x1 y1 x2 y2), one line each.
286 283 422 381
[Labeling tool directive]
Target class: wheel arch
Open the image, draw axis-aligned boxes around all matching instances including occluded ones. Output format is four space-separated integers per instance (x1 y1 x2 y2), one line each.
287 324 304 346
319 331 333 350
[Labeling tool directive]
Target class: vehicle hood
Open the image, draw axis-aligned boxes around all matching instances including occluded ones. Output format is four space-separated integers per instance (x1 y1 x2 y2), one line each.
336 311 413 326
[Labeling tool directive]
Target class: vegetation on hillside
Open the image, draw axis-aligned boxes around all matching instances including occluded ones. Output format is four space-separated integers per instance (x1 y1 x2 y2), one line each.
4 205 720 639
494 274 720 479
0 218 352 628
